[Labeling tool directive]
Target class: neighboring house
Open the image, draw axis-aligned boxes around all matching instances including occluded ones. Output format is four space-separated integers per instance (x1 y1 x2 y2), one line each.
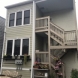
2 0 78 78
0 16 5 70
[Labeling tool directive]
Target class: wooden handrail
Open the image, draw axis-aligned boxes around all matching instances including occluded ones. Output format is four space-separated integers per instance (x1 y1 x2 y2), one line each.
36 16 50 20
65 30 76 33
35 52 49 54
50 22 64 32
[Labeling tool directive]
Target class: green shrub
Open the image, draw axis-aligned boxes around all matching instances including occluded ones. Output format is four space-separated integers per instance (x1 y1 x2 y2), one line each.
71 69 78 78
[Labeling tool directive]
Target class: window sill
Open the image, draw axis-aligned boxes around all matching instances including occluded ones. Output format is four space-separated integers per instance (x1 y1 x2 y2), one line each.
3 55 31 61
7 24 31 28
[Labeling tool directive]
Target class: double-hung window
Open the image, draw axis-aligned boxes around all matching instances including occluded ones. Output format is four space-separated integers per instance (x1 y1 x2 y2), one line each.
16 11 22 26
22 39 29 55
9 9 30 27
6 39 29 56
7 40 13 55
24 10 30 24
14 39 20 56
9 13 15 27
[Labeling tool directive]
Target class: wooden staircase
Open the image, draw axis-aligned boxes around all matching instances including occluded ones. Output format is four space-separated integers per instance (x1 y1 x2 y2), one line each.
36 16 77 47
35 16 77 78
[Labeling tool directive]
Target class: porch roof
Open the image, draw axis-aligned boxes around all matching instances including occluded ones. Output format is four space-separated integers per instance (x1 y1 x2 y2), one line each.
37 0 74 14
5 0 73 13
5 0 39 9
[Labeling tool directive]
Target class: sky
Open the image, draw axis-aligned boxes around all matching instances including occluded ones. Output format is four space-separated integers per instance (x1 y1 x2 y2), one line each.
0 0 28 18
0 0 78 19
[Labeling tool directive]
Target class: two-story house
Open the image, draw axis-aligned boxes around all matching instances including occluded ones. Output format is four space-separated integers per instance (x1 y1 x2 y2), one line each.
1 0 78 78
0 16 5 72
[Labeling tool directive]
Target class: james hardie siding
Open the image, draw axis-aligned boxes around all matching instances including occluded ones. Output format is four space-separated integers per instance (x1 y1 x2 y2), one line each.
4 3 33 57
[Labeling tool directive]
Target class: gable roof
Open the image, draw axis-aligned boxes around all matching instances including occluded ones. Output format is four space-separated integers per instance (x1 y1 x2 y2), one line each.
5 0 40 9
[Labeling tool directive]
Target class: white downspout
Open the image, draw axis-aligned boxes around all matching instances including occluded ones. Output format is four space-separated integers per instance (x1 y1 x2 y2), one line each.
31 1 36 78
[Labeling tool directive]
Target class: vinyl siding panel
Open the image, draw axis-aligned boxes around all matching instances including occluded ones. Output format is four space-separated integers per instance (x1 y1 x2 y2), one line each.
62 50 77 78
2 60 31 68
3 3 33 57
3 3 33 69
36 6 42 18
2 69 31 78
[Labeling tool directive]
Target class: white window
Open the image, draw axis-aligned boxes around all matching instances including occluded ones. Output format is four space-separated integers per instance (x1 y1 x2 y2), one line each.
6 38 30 56
9 13 15 27
9 9 31 27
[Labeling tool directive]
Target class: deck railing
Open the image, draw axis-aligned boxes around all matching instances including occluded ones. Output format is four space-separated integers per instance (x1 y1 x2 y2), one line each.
50 22 64 39
36 16 49 28
35 51 49 64
36 16 77 45
64 30 77 44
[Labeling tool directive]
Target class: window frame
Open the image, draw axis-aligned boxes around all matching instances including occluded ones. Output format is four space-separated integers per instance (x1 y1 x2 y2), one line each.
5 38 30 56
8 9 31 27
9 13 15 27
24 10 30 25
16 11 22 26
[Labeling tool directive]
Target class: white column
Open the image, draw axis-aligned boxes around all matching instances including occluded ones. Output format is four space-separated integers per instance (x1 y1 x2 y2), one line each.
32 1 36 68
12 39 15 56
31 1 36 78
20 39 22 55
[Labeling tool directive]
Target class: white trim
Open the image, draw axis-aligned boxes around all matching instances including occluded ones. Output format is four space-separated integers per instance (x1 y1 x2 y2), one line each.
12 39 15 56
35 0 46 3
8 9 31 28
5 40 7 55
5 39 14 56
22 10 24 25
14 12 16 26
5 38 30 56
31 1 36 78
29 38 30 55
2 67 30 70
20 39 22 55
23 9 31 26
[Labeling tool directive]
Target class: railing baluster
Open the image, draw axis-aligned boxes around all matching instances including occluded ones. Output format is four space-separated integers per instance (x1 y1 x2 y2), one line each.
35 52 49 63
64 30 77 45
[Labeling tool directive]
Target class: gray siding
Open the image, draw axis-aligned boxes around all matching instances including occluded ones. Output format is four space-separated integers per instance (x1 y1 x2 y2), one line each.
0 17 5 67
36 6 43 18
44 3 77 31
0 17 5 56
62 50 77 78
